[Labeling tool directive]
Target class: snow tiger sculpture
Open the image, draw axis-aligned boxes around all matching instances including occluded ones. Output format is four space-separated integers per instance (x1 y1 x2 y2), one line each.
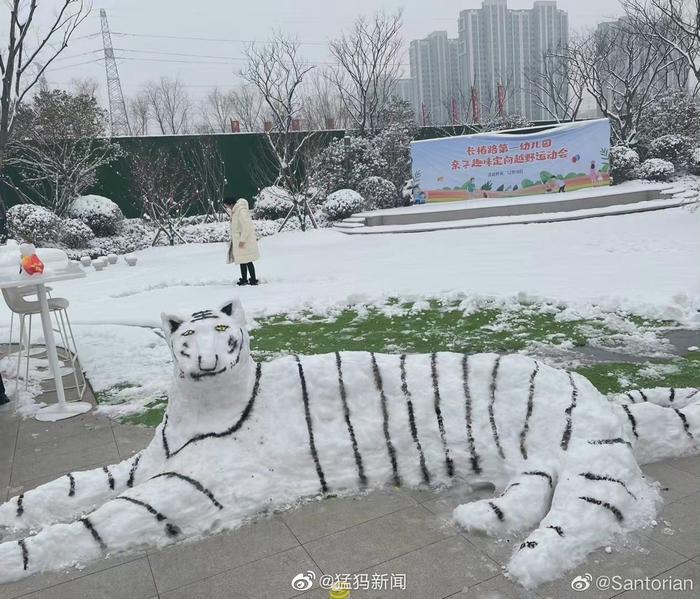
0 299 698 589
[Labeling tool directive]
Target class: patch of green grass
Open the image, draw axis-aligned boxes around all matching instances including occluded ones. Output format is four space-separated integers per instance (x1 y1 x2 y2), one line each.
99 300 695 427
250 301 601 360
121 403 167 427
575 351 700 394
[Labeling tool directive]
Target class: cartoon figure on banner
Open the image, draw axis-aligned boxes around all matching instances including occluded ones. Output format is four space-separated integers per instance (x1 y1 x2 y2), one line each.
0 298 698 590
589 161 598 184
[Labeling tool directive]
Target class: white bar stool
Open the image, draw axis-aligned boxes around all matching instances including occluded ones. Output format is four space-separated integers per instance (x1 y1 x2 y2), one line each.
1 287 86 400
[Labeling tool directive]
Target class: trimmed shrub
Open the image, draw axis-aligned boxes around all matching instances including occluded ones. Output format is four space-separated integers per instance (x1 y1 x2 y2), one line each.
481 114 532 132
322 189 367 221
311 136 387 196
638 91 700 150
358 176 399 210
180 221 229 244
609 145 640 184
86 218 151 258
251 187 294 220
59 218 95 248
636 158 675 182
690 148 700 176
7 204 60 245
68 195 124 236
645 135 693 169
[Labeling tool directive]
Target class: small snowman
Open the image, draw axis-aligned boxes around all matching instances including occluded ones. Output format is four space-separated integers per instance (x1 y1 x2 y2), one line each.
19 243 44 275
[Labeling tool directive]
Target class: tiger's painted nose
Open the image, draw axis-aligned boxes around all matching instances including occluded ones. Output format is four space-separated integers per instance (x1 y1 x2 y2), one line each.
198 355 219 372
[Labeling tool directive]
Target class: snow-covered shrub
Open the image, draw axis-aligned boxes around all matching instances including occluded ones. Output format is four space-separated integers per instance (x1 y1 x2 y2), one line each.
645 135 693 169
638 91 700 151
251 187 294 220
311 136 387 196
85 218 152 258
322 189 367 221
636 158 675 182
7 204 60 245
609 145 640 184
370 124 414 191
481 114 532 132
59 218 95 248
357 176 399 210
254 219 280 238
68 194 124 236
180 221 229 244
690 148 700 176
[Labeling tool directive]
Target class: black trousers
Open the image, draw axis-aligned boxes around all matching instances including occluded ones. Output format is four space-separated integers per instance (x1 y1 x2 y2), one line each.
239 262 256 281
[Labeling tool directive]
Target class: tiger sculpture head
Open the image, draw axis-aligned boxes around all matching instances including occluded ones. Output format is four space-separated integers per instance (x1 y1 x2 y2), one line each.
161 299 252 384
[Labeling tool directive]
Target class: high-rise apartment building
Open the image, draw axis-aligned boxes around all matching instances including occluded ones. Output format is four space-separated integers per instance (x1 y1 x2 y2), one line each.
402 0 569 123
407 31 460 125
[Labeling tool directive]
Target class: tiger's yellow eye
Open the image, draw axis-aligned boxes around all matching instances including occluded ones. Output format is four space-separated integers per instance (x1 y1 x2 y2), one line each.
215 324 230 332
182 330 195 336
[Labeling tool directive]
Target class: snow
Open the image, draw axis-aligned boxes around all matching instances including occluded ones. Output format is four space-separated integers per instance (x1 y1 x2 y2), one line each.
0 304 697 589
339 197 689 235
0 202 697 414
68 195 122 220
323 189 366 221
351 180 676 221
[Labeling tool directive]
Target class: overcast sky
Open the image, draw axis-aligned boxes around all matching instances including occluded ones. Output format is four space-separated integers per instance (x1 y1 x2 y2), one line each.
28 0 626 106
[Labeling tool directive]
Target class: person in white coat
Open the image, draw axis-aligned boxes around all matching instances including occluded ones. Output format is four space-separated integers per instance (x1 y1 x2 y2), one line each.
224 197 260 286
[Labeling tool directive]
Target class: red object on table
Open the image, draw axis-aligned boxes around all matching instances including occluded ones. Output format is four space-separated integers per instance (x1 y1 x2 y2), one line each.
21 254 44 275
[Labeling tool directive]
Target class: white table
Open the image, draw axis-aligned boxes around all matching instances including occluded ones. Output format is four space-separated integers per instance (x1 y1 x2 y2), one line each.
0 263 91 421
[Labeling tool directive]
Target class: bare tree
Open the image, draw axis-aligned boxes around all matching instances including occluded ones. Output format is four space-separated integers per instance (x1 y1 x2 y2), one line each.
6 89 121 216
70 76 99 98
129 144 193 245
328 11 403 136
182 138 227 222
241 32 318 230
230 84 263 132
301 70 345 130
526 45 585 122
0 0 91 238
567 22 683 145
128 91 150 136
200 87 235 133
621 0 699 95
144 76 191 135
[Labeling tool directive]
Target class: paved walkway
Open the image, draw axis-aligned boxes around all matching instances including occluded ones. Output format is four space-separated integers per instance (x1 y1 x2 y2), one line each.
0 382 698 599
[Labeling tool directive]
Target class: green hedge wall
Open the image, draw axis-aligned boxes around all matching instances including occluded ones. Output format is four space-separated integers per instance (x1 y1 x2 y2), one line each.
2 122 557 217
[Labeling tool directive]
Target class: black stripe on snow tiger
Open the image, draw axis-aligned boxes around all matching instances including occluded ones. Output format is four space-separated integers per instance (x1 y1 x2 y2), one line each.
0 299 697 590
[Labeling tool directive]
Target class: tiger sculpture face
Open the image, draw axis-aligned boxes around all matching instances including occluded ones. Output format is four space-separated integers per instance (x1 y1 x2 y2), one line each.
161 300 251 384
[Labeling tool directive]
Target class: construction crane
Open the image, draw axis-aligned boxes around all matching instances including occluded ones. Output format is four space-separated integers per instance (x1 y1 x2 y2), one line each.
100 9 131 136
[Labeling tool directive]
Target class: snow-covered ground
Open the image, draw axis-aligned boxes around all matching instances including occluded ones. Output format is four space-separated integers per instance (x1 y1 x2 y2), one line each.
2 203 698 416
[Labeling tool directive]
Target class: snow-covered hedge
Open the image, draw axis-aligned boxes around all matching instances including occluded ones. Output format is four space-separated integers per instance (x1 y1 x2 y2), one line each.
645 135 693 169
322 189 367 221
636 158 675 182
357 176 399 210
82 218 152 258
7 204 60 245
68 195 124 236
690 148 700 176
609 145 640 183
251 187 293 220
311 137 387 196
637 91 700 150
59 218 95 249
481 114 532 132
180 221 229 244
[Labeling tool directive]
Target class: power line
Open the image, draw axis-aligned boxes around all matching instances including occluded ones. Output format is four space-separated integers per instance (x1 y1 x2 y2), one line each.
49 58 104 72
110 30 329 46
